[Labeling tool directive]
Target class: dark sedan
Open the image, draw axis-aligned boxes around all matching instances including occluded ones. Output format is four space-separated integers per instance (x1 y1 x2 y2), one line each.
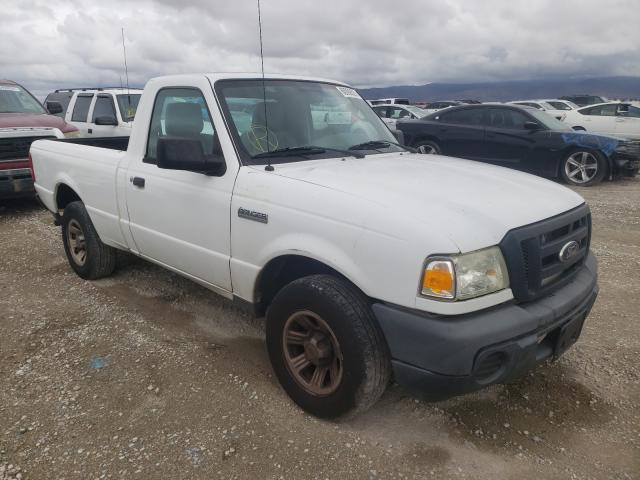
397 104 640 186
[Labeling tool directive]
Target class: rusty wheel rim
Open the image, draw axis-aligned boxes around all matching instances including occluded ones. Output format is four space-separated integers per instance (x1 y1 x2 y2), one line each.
67 219 87 266
282 310 343 396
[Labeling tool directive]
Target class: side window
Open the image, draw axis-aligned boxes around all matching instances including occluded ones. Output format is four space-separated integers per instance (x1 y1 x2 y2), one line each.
390 107 410 119
439 108 484 126
71 95 93 122
145 88 215 163
92 95 117 122
487 108 530 129
598 104 618 116
372 106 388 118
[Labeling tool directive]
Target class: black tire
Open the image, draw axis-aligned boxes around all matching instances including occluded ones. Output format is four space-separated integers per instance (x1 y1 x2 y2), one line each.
414 140 441 155
61 201 117 279
266 274 391 419
559 149 607 187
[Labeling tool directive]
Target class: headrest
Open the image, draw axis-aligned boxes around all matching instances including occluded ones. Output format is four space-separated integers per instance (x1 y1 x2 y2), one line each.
165 102 204 137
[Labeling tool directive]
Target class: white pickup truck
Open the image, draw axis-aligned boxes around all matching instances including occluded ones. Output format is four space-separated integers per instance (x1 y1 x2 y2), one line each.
31 73 599 418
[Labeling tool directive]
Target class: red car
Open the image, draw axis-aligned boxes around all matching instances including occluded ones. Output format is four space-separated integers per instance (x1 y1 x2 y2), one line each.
0 80 78 199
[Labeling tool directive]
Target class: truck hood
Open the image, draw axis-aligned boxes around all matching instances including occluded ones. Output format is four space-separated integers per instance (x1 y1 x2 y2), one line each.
0 113 77 133
263 153 585 252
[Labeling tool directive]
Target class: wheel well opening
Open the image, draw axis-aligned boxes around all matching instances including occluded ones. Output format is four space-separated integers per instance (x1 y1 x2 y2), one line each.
56 184 81 212
254 255 341 317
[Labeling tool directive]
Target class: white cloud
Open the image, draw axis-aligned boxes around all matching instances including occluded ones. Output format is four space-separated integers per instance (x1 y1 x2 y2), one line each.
2 0 639 98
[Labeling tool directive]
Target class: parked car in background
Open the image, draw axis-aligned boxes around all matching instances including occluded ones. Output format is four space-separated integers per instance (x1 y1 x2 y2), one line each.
397 103 639 186
422 100 464 114
367 98 410 106
372 104 429 129
507 99 576 120
561 102 640 139
0 79 78 199
31 73 599 418
560 95 608 107
45 88 143 137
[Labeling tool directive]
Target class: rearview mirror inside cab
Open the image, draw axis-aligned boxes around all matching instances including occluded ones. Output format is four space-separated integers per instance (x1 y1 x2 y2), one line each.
156 136 225 176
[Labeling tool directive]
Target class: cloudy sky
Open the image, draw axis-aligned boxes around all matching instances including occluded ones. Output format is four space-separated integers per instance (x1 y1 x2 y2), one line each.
4 0 640 97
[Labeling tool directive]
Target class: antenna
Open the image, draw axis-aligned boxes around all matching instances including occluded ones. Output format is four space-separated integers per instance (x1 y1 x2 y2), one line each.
257 0 273 171
121 27 131 111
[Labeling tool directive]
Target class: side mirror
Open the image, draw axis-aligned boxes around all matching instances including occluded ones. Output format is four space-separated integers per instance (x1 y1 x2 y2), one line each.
156 137 225 175
95 116 118 126
524 121 541 131
46 101 63 115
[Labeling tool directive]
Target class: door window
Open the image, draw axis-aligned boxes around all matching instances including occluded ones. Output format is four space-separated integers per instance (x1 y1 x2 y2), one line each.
581 104 617 116
146 88 216 162
487 108 530 129
71 95 93 122
92 95 117 122
372 106 389 118
438 108 484 126
389 107 411 119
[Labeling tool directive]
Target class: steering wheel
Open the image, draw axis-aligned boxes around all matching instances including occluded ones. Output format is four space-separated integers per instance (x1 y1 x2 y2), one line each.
246 123 279 153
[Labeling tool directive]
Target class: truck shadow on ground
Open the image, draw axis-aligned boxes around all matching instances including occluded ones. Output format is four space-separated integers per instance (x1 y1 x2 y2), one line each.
353 361 614 459
0 197 42 215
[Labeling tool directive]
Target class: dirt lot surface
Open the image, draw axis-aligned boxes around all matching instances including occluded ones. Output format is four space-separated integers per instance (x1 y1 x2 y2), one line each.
1 177 639 480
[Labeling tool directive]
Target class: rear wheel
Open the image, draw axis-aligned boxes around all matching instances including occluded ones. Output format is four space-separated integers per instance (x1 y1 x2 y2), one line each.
62 201 117 279
414 140 441 155
560 150 607 186
266 274 391 419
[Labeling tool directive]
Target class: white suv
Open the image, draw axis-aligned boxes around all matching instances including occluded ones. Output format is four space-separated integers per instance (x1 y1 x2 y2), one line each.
45 88 143 137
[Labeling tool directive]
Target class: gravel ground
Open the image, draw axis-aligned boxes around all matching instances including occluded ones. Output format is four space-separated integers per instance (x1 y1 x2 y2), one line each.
1 177 639 480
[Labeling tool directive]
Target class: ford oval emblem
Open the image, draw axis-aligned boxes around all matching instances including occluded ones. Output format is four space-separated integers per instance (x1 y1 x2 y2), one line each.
559 240 580 263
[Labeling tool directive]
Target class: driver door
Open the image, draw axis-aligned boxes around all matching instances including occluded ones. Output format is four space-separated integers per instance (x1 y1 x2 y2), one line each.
125 84 236 292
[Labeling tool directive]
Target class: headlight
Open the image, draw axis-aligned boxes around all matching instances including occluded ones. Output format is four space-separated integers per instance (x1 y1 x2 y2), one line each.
63 130 81 138
421 246 509 301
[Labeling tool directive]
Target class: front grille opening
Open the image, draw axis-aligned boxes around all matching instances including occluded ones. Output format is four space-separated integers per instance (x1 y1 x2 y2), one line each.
541 254 556 267
542 225 569 244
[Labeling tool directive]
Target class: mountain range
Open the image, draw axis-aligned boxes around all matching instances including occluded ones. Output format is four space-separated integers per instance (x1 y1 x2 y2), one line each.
357 76 640 102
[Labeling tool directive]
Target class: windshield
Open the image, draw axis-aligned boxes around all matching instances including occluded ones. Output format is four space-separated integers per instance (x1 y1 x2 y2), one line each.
528 109 572 131
547 101 573 111
116 94 141 122
215 79 402 165
404 105 429 118
0 84 46 114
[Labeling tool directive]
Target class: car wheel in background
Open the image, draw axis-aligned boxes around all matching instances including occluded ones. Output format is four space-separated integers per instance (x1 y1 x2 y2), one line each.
62 201 117 279
266 274 391 419
414 140 441 155
560 150 607 186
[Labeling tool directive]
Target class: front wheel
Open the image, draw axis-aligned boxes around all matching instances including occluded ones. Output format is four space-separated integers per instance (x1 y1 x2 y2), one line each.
414 140 441 155
266 275 391 419
560 150 607 186
61 201 117 279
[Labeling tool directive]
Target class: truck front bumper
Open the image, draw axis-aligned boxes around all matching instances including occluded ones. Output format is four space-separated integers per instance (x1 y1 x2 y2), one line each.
0 168 34 199
373 252 598 400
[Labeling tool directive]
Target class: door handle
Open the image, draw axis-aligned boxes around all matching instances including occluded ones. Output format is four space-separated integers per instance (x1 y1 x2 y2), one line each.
88 128 93 134
131 176 145 188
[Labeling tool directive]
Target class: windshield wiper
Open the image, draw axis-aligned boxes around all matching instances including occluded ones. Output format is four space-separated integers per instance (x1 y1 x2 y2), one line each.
253 145 364 159
348 140 416 153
